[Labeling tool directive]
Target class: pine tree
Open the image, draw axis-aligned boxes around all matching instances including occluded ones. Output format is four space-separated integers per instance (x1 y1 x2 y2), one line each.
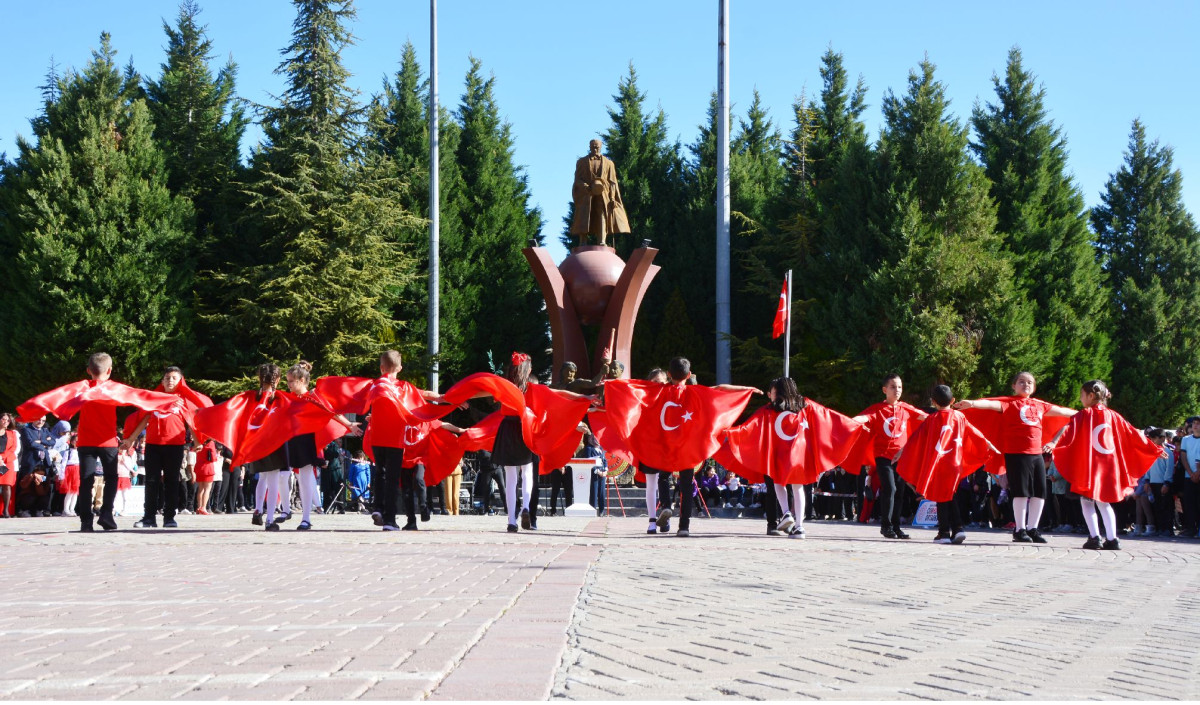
0 33 194 406
212 0 420 377
870 58 1037 400
364 42 471 384
454 57 547 374
1092 120 1200 425
971 47 1110 405
144 0 247 375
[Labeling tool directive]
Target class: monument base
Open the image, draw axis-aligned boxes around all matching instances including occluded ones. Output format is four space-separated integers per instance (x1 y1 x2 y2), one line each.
564 457 600 517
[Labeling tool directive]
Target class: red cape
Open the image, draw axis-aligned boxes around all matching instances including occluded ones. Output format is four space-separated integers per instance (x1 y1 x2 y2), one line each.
841 401 928 475
962 397 1071 474
453 382 591 474
123 378 214 440
18 380 181 424
603 380 753 472
715 401 865 485
896 409 998 502
1052 405 1161 503
192 390 344 467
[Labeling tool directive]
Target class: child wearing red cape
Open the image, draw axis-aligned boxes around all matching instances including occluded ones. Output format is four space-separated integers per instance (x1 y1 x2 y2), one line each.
1046 380 1162 550
851 374 929 540
896 385 999 544
17 352 180 532
954 371 1076 543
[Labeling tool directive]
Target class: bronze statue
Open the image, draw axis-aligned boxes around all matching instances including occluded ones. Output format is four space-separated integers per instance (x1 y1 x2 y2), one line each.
569 139 631 247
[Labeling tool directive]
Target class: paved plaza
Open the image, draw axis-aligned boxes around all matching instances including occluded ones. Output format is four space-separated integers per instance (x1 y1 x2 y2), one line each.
1 512 1199 700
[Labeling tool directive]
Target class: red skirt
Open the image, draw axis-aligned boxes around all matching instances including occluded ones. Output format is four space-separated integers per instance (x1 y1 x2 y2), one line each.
0 464 16 488
194 465 217 483
57 464 80 493
117 476 132 491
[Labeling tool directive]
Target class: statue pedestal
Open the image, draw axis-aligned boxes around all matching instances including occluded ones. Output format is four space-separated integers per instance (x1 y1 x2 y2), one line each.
523 245 659 382
564 457 601 517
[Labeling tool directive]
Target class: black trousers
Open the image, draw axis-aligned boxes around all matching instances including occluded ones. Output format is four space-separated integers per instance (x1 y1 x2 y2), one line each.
676 469 695 531
1183 480 1200 533
400 465 418 526
764 476 780 529
219 467 241 513
475 464 504 512
372 446 404 526
875 457 907 532
548 468 573 513
642 469 672 516
1150 483 1172 530
936 500 963 535
143 444 184 522
78 446 118 527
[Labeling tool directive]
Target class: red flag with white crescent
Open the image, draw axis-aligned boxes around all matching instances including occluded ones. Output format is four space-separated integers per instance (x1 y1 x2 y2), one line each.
716 401 864 485
771 279 789 339
897 409 997 503
1051 405 1161 504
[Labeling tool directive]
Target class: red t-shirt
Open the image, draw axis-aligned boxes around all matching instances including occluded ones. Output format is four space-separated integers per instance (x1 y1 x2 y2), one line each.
860 401 925 458
77 402 118 448
366 378 425 450
999 397 1054 455
145 405 188 446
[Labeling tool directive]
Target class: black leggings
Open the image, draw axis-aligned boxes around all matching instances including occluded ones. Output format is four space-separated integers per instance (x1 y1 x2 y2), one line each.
875 457 907 532
1005 453 1047 499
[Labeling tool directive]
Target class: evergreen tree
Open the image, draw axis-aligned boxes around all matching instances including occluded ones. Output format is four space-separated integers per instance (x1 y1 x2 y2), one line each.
971 47 1110 405
212 0 420 377
1092 120 1200 425
364 41 471 384
453 57 547 374
0 34 194 406
144 0 247 374
870 58 1037 400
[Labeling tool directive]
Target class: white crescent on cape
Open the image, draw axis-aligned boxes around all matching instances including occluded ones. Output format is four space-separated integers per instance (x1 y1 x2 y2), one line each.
934 424 955 456
660 402 683 431
246 403 274 431
774 411 800 441
1091 423 1115 455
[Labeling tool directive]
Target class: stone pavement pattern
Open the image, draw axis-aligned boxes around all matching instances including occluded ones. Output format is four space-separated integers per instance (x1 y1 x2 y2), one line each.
0 513 1198 700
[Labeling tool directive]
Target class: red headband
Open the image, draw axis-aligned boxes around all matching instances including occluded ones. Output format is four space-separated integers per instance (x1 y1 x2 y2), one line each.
511 352 530 367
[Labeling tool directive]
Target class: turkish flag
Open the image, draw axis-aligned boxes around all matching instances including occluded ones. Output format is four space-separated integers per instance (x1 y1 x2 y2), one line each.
772 279 789 339
1051 405 1161 503
962 397 1070 474
897 409 997 502
716 401 864 485
19 379 181 423
455 384 591 474
192 390 343 467
603 379 753 472
123 377 214 441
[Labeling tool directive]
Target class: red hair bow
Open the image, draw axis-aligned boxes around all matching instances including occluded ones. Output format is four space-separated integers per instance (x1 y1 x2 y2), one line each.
511 352 531 367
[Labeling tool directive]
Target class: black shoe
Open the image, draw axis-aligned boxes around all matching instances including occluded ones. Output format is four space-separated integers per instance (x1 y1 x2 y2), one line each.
507 524 518 533
79 525 94 533
766 529 780 536
1082 535 1103 550
163 519 178 528
136 518 157 528
1026 528 1047 544
520 509 531 530
881 528 898 539
276 512 291 523
1012 529 1032 543
933 531 951 542
421 507 431 522
894 529 911 540
297 521 311 531
371 511 383 526
265 522 280 531
97 516 118 531
1102 538 1121 550
252 511 263 526
401 522 418 531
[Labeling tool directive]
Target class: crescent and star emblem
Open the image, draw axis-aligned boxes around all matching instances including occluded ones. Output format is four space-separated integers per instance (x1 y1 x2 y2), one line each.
883 416 905 439
659 402 693 431
246 403 275 431
1091 423 1115 455
1018 405 1041 427
774 411 808 442
403 425 425 446
934 425 962 456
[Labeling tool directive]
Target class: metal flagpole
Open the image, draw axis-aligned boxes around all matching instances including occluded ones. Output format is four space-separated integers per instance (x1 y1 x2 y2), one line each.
428 0 440 392
715 0 731 384
783 269 792 378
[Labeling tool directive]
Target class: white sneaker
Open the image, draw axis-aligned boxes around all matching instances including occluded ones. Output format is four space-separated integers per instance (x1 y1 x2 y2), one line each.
777 512 795 533
951 532 967 544
723 503 732 508
935 536 952 544
788 525 805 539
736 503 745 509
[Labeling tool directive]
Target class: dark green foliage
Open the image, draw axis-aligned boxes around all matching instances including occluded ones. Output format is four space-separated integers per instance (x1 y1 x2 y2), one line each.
1092 120 1200 425
0 34 194 407
453 57 547 375
209 0 420 378
971 47 1110 405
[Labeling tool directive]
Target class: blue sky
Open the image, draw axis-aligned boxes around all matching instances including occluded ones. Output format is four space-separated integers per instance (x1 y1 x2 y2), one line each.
2 1 1197 265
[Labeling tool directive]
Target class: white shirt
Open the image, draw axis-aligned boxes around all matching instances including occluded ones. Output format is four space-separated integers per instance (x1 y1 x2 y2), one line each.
1180 435 1200 477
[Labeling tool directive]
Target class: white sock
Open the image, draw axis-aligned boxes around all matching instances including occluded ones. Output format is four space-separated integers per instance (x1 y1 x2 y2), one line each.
1097 501 1118 541
1080 498 1100 538
1012 497 1028 529
504 466 519 525
263 471 279 523
791 485 806 528
520 464 534 514
297 465 316 524
645 474 658 518
256 473 268 513
65 493 77 516
281 472 293 513
774 484 789 515
1026 497 1045 530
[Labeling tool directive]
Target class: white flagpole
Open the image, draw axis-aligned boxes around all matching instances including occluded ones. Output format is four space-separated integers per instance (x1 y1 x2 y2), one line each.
428 0 440 392
783 269 792 378
715 0 731 384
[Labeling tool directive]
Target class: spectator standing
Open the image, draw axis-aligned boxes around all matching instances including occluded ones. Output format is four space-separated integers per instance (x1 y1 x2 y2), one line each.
1178 417 1200 537
442 462 463 515
1144 428 1175 536
0 413 18 517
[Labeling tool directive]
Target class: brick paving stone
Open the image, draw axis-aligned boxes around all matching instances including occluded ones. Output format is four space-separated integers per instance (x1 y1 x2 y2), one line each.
4 513 1200 699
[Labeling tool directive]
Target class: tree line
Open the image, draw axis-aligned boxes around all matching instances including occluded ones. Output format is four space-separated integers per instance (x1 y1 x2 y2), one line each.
0 0 1196 428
